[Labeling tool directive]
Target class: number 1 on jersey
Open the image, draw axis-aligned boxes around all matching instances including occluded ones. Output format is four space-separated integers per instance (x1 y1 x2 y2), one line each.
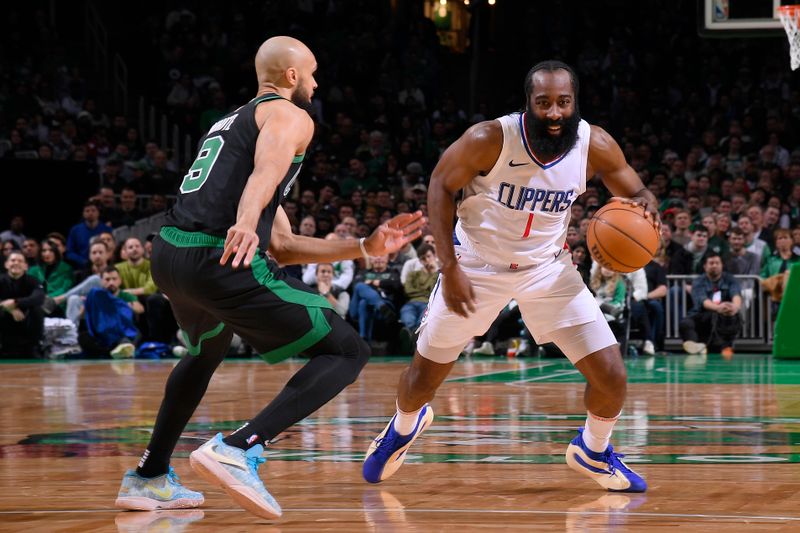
522 213 534 238
180 136 225 193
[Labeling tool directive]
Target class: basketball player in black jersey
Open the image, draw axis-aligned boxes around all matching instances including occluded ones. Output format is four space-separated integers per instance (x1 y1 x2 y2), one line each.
115 36 424 520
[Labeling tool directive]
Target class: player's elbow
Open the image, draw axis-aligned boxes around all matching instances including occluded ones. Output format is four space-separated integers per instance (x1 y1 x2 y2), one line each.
268 234 291 264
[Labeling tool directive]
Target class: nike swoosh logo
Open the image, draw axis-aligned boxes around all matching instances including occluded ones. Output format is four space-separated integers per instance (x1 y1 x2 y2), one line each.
509 160 530 167
204 444 248 470
149 485 174 499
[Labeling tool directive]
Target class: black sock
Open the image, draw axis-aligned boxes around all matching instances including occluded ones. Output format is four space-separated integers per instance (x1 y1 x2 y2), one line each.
136 328 231 478
224 313 369 450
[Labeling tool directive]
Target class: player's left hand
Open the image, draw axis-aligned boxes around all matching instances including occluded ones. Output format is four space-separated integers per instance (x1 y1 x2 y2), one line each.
611 196 661 233
365 211 426 256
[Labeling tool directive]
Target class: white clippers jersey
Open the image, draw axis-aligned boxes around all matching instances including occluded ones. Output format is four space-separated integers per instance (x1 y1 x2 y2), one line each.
454 112 591 267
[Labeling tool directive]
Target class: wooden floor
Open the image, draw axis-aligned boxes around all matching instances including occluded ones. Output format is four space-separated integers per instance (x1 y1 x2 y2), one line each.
1 354 799 531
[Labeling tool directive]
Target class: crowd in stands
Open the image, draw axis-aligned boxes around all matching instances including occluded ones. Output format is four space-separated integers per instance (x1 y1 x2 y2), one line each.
1 2 800 358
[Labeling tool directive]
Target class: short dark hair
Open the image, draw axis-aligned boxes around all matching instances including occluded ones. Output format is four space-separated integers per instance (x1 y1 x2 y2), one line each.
416 243 435 257
103 265 119 275
524 60 579 103
729 227 745 237
703 251 722 265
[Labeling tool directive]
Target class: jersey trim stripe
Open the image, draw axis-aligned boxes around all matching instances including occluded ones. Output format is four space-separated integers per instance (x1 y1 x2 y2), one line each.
518 113 569 170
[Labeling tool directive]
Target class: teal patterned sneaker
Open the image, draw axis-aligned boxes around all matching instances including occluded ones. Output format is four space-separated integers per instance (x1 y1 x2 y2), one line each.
190 433 282 520
115 467 204 510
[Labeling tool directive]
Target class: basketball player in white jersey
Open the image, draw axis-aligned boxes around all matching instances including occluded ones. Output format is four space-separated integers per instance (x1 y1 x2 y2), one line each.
363 61 659 493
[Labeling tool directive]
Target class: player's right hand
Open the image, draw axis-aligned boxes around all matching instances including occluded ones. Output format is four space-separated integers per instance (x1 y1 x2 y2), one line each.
442 264 476 318
220 224 260 268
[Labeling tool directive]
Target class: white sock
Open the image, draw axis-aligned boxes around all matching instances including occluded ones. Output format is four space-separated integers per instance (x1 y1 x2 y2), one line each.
582 411 620 453
392 400 422 436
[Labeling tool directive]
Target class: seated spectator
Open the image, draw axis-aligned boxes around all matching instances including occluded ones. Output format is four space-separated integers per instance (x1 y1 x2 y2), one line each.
78 266 144 358
679 252 742 357
49 240 111 325
640 259 668 353
66 201 113 269
701 214 728 256
348 254 401 343
737 215 771 265
0 251 44 357
313 262 350 318
759 228 800 305
685 225 709 274
302 235 355 292
2 239 21 269
116 237 175 344
591 266 626 322
571 243 591 286
399 243 439 338
725 227 760 311
0 215 26 248
29 239 74 306
108 186 143 227
21 238 40 267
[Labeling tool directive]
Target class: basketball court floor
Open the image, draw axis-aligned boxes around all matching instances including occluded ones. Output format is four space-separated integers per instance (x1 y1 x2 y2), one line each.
1 354 799 531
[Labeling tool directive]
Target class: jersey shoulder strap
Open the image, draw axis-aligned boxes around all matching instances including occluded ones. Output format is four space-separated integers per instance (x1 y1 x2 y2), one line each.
249 93 305 163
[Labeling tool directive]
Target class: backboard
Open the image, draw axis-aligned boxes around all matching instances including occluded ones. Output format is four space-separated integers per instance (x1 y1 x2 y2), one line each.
700 0 785 37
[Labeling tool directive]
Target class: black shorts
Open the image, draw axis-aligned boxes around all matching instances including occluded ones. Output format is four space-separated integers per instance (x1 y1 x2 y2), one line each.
152 226 337 363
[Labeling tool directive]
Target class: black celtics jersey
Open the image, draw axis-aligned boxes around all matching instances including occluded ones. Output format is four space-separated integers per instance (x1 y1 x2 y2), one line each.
165 93 304 248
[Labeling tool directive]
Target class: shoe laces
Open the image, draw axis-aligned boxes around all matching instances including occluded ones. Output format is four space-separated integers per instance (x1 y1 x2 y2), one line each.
600 446 629 475
246 455 266 476
166 466 181 485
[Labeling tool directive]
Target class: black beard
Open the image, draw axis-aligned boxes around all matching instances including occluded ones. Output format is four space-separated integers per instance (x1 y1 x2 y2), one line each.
291 86 314 112
524 108 580 160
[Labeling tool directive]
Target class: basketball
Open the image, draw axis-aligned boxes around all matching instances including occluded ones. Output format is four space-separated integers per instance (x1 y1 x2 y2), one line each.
586 199 659 273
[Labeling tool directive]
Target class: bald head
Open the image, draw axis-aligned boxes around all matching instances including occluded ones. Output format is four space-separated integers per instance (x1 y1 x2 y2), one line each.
255 36 316 87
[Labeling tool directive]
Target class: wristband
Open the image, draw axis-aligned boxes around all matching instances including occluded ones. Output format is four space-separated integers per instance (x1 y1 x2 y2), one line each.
359 237 370 261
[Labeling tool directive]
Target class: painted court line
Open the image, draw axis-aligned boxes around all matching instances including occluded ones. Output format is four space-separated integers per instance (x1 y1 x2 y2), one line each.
1 508 798 522
447 362 558 382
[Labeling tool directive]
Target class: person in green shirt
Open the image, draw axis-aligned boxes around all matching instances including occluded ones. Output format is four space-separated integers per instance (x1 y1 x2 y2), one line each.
28 238 74 300
761 229 800 278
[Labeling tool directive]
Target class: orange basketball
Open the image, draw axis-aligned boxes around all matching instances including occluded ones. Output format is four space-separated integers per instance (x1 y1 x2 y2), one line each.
586 199 659 273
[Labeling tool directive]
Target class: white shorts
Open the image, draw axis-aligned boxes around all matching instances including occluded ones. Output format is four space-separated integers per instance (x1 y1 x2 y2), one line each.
417 247 616 365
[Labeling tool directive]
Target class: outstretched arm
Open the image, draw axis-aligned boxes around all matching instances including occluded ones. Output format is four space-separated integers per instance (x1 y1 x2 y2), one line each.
268 206 425 265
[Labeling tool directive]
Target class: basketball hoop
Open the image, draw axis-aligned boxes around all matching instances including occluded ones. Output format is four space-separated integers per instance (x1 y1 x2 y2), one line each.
778 5 800 70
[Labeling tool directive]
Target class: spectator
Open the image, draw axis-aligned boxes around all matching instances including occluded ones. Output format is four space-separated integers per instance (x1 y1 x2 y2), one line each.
685 225 710 274
591 266 626 322
108 186 144 227
21 238 40 267
313 262 349 318
737 215 770 265
29 239 74 304
759 228 800 305
701 214 728 256
49 240 111 325
115 237 174 344
0 215 27 248
640 259 668 353
680 252 742 357
399 243 439 337
77 266 144 358
0 251 44 357
671 209 692 246
65 201 113 268
348 254 401 343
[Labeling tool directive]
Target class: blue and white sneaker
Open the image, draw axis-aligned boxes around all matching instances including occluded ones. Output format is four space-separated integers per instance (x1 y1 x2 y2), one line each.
565 428 647 493
115 467 204 510
363 404 434 483
189 433 281 520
